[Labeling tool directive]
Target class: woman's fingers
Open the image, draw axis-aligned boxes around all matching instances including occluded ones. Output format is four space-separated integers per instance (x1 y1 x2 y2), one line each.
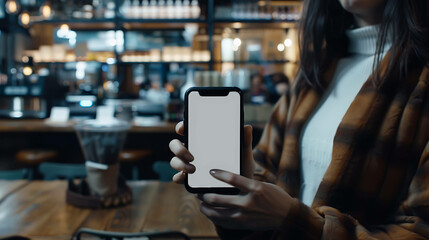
209 169 256 192
169 139 194 163
171 122 191 184
175 121 185 136
170 156 195 173
198 193 243 208
243 125 255 178
244 125 253 149
172 171 186 183
200 202 241 220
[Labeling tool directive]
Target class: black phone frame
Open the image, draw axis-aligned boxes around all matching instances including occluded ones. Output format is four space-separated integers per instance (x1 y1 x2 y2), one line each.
184 87 243 195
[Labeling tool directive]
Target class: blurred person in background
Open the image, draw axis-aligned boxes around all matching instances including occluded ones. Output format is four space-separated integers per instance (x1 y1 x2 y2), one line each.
250 73 268 104
265 73 289 103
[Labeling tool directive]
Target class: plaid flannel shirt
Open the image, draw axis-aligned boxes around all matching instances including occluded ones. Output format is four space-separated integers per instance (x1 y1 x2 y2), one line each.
217 53 429 239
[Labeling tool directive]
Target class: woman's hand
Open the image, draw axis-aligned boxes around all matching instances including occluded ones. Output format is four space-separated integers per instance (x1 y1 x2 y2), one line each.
198 169 294 231
168 121 195 183
168 121 255 183
169 121 293 231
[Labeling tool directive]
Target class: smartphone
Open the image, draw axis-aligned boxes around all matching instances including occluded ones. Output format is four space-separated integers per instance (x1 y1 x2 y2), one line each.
184 87 243 194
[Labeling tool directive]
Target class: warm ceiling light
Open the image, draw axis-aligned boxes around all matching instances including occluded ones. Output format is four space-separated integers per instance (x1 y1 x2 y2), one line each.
60 24 69 31
5 0 21 14
231 22 242 29
233 38 242 47
40 1 53 19
284 38 292 47
23 66 33 76
19 11 31 26
277 43 285 52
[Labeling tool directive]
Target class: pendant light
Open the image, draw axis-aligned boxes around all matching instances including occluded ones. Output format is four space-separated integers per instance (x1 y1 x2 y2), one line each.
19 10 31 27
5 0 21 14
40 1 53 19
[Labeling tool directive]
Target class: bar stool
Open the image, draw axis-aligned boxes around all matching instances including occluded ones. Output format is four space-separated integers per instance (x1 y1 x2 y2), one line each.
119 149 152 180
39 162 86 180
0 169 28 180
15 150 58 180
153 161 178 182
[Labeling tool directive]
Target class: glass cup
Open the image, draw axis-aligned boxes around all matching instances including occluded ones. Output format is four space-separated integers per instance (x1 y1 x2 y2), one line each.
74 119 131 196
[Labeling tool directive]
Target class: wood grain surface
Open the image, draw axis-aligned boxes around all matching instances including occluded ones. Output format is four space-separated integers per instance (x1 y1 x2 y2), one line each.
0 181 219 239
0 180 29 202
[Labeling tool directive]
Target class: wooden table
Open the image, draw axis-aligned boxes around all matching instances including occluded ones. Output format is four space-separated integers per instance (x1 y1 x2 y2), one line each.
0 180 218 240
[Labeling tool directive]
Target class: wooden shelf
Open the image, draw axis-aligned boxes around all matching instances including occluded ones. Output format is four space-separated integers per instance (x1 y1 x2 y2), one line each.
30 19 115 24
30 18 208 30
24 61 210 65
121 18 206 23
30 19 116 30
213 21 296 29
214 18 297 23
216 60 291 64
33 61 109 65
27 60 293 66
118 61 210 65
122 22 207 30
20 0 301 83
29 18 298 30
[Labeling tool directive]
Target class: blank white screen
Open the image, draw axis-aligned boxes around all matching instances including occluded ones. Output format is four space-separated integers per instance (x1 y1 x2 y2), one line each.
188 91 240 188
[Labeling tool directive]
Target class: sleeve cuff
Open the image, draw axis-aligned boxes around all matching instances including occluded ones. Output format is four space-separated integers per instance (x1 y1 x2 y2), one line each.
215 225 252 240
279 198 325 239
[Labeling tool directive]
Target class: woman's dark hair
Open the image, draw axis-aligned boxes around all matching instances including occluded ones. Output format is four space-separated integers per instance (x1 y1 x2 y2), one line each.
298 0 429 90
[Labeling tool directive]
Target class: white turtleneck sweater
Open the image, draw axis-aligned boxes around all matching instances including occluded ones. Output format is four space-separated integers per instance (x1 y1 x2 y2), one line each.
299 25 391 207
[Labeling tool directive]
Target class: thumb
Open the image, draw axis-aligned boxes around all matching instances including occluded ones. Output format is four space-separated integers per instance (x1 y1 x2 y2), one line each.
243 125 254 178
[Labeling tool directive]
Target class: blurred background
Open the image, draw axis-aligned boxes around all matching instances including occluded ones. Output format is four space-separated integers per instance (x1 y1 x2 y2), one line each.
0 0 302 181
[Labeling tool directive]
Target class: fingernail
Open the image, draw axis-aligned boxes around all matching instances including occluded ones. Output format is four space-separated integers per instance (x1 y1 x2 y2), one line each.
209 169 220 176
185 164 195 172
185 153 194 161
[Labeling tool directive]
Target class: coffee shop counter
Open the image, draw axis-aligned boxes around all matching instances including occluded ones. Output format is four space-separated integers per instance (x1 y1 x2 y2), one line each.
0 119 266 133
0 119 264 177
0 119 176 133
0 119 179 176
